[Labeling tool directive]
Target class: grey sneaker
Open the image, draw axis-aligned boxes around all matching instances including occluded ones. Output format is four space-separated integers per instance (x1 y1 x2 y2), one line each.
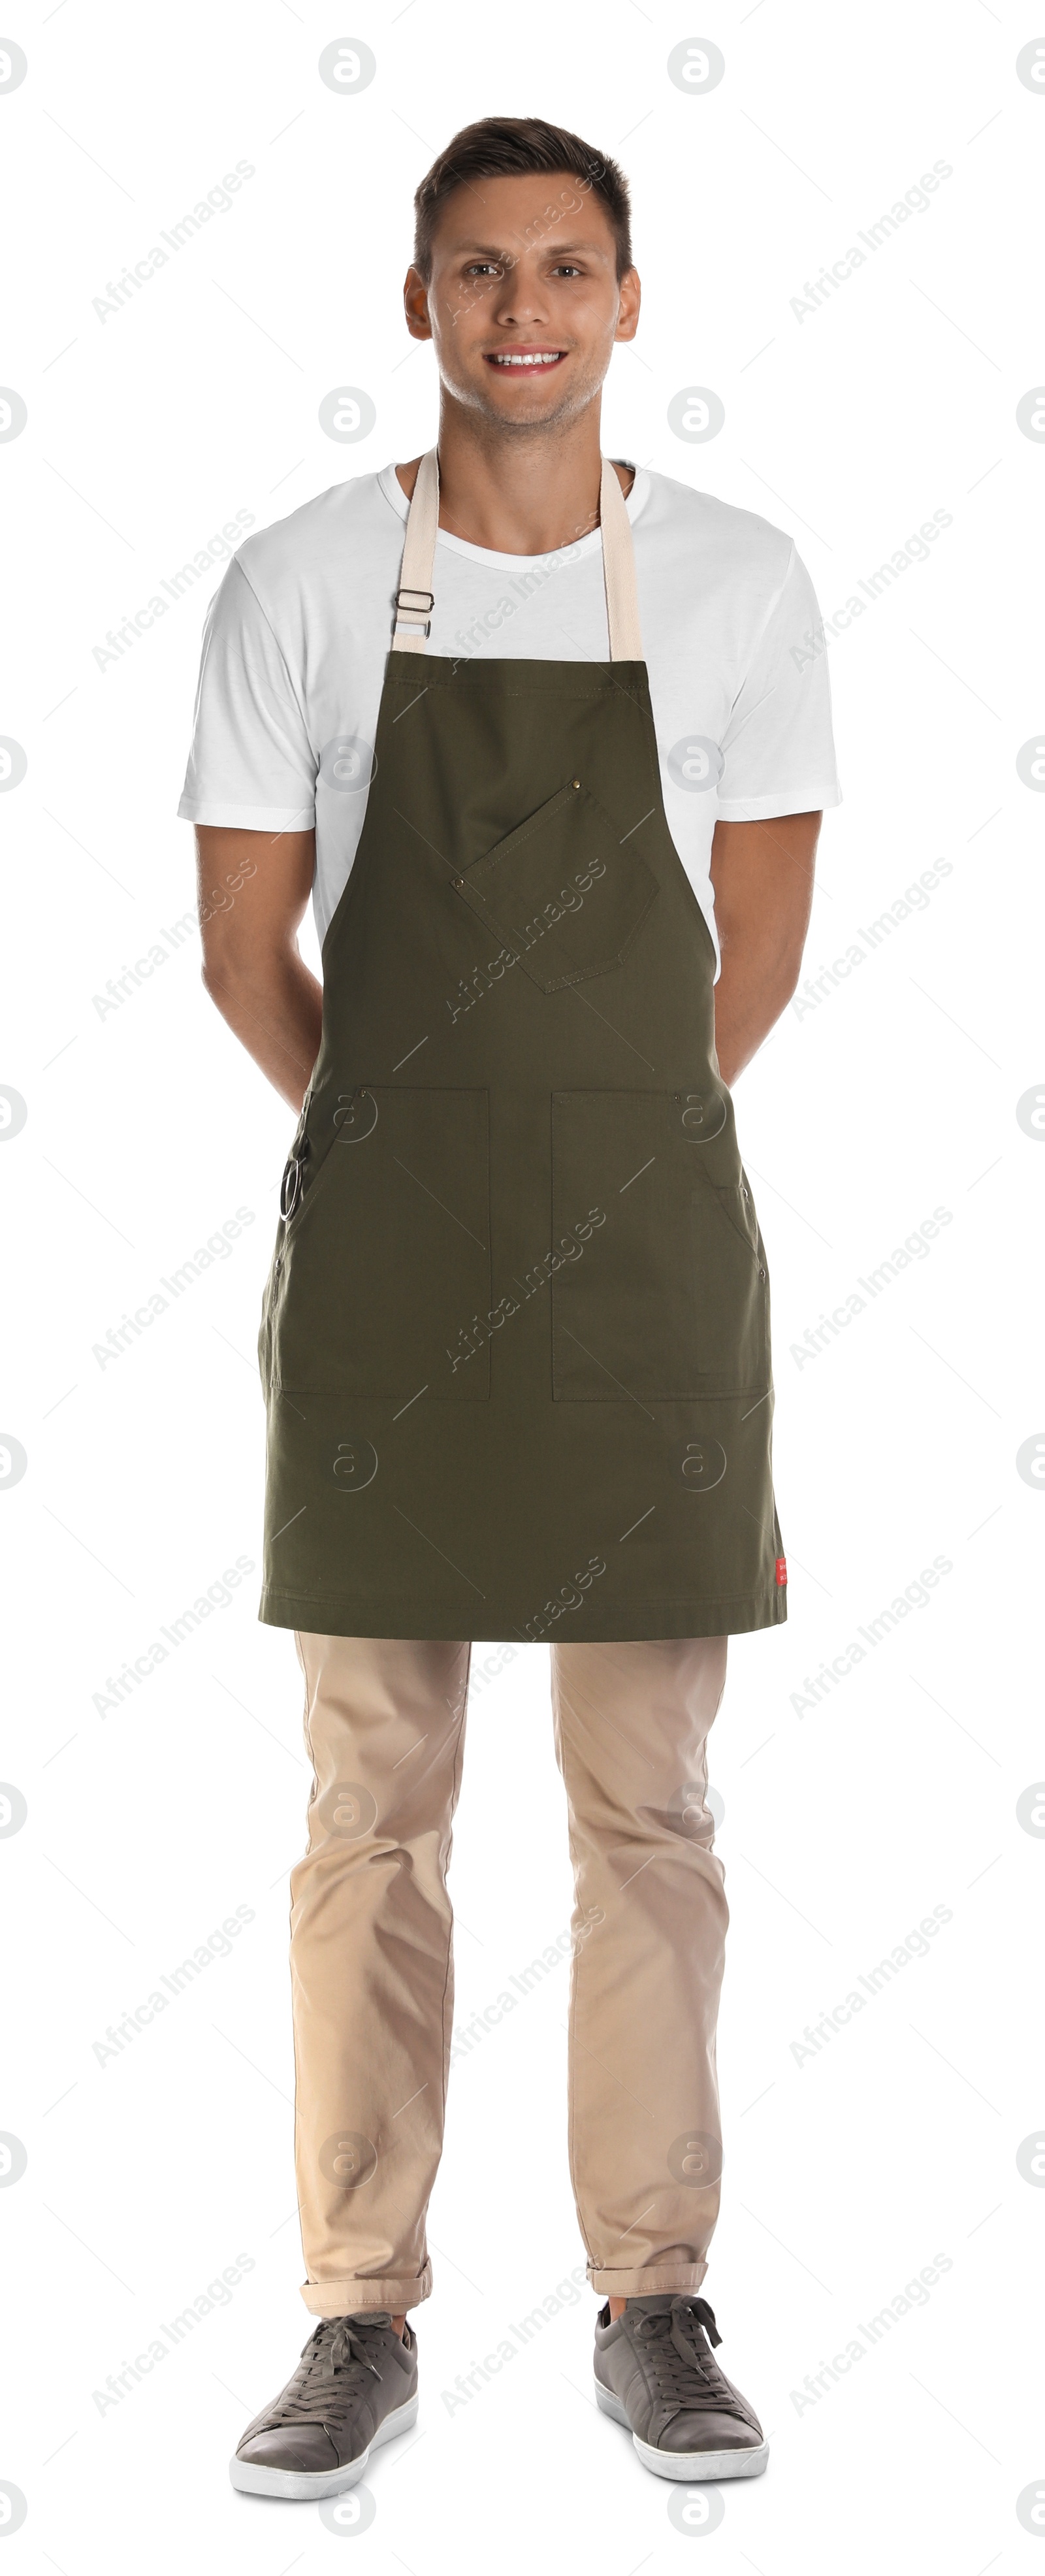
594 2293 767 2483
230 2310 419 2500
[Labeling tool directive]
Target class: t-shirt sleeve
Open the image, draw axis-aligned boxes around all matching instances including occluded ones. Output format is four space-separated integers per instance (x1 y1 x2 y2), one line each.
177 557 317 829
715 540 841 821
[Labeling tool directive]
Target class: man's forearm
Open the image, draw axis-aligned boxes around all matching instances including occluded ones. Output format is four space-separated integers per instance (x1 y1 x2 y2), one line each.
202 945 323 1114
709 811 820 1087
713 949 799 1090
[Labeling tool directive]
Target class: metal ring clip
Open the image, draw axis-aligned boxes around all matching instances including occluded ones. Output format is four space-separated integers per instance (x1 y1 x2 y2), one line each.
280 1153 303 1220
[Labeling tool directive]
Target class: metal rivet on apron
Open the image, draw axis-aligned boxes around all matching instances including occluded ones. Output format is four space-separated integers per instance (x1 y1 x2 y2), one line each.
571 777 581 789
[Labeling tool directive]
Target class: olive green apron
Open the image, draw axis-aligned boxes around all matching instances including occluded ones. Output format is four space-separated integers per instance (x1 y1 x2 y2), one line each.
257 449 786 1642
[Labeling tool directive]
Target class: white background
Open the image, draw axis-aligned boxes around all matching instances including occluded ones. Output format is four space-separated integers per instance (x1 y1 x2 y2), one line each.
1 2 1041 2570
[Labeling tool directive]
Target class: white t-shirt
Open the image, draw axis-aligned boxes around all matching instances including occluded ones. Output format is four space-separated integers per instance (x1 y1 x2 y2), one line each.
178 461 841 975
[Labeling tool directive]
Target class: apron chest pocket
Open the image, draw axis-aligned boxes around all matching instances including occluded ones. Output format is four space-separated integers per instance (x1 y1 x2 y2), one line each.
271 1085 491 1398
452 779 659 994
550 1089 769 1401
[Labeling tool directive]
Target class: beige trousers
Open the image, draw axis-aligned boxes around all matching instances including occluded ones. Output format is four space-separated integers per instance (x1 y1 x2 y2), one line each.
291 1632 730 2319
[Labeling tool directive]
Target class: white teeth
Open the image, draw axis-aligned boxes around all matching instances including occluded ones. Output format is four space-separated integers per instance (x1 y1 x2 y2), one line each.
491 352 562 367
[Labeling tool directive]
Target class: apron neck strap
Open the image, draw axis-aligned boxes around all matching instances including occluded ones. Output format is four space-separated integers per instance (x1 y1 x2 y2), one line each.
391 448 643 661
597 453 643 660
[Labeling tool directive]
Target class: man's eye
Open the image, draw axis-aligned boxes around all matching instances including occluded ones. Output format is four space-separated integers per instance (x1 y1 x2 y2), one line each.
465 263 500 277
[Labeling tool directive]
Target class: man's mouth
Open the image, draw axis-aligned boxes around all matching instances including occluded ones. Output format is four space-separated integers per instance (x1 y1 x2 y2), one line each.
485 348 566 369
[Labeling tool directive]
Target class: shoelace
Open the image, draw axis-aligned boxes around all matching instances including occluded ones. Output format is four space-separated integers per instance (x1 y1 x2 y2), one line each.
267 2315 386 2424
634 2296 736 2405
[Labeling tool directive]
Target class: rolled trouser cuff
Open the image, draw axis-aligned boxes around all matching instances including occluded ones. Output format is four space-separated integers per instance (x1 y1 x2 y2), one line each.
587 2258 709 2297
300 2258 433 2317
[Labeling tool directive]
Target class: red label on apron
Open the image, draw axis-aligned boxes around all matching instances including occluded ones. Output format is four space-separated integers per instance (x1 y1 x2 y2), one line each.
775 1556 787 1586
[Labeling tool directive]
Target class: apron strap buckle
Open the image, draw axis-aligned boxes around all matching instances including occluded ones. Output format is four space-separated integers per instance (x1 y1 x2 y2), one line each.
394 585 434 637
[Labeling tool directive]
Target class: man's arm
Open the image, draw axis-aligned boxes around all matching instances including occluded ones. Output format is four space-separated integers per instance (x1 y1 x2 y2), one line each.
195 809 821 1108
195 824 322 1113
709 810 821 1087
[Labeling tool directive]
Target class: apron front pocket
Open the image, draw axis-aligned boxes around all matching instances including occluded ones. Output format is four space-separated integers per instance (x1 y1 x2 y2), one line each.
551 1090 769 1401
453 779 659 994
272 1084 490 1397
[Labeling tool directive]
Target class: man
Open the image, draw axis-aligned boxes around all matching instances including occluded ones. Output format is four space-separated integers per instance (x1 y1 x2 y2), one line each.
182 116 839 2498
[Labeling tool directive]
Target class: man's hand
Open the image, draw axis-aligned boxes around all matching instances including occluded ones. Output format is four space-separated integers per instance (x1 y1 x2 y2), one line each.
195 824 321 1113
709 811 821 1088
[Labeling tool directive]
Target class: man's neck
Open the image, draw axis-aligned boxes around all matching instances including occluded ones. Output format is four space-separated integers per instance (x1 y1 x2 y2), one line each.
394 411 634 557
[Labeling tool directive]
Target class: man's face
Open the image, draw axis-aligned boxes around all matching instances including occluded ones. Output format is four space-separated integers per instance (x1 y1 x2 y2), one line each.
404 171 640 431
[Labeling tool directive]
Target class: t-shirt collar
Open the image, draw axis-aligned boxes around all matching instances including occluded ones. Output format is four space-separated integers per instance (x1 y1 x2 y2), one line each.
377 457 650 568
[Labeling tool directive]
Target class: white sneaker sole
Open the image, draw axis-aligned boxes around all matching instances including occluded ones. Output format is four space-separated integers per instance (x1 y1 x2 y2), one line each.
229 2392 419 2500
594 2380 769 2481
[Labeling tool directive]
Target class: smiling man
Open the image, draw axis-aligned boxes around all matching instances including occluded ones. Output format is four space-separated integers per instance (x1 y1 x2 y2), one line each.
181 116 840 2502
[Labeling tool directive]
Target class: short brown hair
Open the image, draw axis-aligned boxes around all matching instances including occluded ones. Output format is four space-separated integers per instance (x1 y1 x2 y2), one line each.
413 116 633 283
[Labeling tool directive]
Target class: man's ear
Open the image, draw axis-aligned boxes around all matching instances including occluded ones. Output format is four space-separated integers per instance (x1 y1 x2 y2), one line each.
614 269 641 346
403 267 433 342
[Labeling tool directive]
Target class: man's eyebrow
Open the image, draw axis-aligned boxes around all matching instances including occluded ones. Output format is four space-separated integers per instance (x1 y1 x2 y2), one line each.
449 237 608 260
